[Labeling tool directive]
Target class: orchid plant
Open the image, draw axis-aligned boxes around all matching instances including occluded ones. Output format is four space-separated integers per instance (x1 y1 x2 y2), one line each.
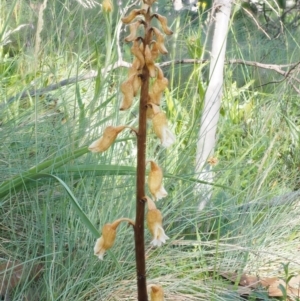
89 0 174 300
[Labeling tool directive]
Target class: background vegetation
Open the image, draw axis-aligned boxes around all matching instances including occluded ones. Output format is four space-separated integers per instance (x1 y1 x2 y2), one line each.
0 0 299 300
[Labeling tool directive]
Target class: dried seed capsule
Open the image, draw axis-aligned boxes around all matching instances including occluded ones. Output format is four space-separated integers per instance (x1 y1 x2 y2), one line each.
152 27 168 54
153 14 173 35
121 9 146 24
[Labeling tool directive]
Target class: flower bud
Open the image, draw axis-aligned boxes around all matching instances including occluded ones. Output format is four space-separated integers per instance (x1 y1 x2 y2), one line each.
89 125 127 152
102 0 113 12
147 160 168 200
148 284 164 301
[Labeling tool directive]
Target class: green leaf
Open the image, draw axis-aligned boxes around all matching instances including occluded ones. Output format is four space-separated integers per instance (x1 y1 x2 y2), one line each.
36 173 100 238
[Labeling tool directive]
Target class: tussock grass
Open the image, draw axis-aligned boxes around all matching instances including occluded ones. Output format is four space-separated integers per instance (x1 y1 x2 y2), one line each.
1 0 300 300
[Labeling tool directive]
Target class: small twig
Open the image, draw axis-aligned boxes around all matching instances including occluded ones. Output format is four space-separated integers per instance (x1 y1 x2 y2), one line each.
242 7 271 40
4 59 300 107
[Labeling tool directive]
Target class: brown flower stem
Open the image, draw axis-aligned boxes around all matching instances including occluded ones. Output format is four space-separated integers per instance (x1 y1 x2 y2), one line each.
111 218 135 229
135 7 152 301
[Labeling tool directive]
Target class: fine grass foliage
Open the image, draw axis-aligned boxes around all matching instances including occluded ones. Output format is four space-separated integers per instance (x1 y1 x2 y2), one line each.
1 0 300 300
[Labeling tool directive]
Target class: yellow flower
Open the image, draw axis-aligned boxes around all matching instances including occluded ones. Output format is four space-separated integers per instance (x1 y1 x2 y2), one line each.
94 218 134 260
148 284 164 301
207 156 218 166
147 160 168 200
88 125 127 152
102 0 113 12
147 103 175 148
146 197 169 247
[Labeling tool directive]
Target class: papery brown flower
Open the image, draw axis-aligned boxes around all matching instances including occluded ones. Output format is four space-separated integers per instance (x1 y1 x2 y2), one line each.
148 284 164 301
94 218 135 260
144 0 157 6
152 27 168 54
149 66 168 105
153 14 173 35
121 9 146 24
146 197 169 246
128 62 142 96
131 39 145 68
145 45 156 78
150 41 160 61
120 75 135 110
124 20 144 42
147 160 168 200
147 103 175 148
102 0 113 12
89 125 127 152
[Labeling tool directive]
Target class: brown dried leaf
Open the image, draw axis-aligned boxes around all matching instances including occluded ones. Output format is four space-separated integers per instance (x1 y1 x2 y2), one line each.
0 261 43 299
288 274 300 286
260 277 286 297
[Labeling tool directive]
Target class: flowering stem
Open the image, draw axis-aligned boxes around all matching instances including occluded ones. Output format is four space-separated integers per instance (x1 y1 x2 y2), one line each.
135 7 152 301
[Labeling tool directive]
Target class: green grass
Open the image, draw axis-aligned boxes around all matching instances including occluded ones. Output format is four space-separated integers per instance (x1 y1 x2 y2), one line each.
1 0 300 300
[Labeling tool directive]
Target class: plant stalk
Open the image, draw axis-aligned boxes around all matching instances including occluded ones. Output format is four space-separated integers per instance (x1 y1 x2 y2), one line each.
135 8 152 301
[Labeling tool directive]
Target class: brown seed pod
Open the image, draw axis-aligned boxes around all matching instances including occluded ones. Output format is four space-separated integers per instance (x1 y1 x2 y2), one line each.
153 14 173 35
121 9 146 24
131 39 145 68
152 27 168 54
120 75 135 110
145 45 156 77
124 20 144 42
